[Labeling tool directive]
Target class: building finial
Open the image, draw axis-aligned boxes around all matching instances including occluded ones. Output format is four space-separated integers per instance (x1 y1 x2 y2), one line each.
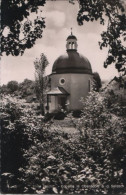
71 27 73 35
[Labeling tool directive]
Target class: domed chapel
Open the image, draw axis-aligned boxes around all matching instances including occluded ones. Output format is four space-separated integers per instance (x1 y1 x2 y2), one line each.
47 30 93 112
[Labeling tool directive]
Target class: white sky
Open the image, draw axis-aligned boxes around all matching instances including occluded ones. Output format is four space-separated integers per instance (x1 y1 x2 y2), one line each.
1 1 120 85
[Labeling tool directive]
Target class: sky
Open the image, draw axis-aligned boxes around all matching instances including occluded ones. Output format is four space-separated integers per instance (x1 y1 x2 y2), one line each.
1 0 120 85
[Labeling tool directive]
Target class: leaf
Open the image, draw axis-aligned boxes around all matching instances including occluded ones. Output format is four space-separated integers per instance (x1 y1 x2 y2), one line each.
47 155 56 160
60 189 63 194
53 187 58 194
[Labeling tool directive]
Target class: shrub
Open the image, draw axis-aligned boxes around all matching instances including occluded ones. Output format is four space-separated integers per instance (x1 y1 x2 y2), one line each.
7 81 18 93
93 72 102 91
1 95 50 193
44 113 54 122
54 112 66 120
72 110 82 118
1 96 27 193
17 91 126 194
1 91 126 194
74 90 126 193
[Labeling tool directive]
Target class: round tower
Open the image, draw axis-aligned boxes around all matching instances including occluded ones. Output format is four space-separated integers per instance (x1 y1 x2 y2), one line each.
47 31 93 112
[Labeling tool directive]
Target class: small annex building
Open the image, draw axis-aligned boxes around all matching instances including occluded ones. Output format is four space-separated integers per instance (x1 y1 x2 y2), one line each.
47 31 93 113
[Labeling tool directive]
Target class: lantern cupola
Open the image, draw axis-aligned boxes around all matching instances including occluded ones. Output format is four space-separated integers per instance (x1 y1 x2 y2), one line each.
66 28 78 51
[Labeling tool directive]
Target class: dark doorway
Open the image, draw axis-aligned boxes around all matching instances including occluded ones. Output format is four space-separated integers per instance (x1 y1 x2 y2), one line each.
58 96 67 109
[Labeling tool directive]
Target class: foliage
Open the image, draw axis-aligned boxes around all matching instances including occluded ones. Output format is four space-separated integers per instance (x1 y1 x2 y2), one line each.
103 76 126 108
1 96 27 193
54 111 66 120
1 88 126 194
93 72 102 91
0 84 11 94
1 79 37 103
1 0 46 56
73 90 126 193
7 80 19 93
72 110 82 118
77 0 126 75
1 95 50 193
76 90 126 133
18 79 36 101
2 0 126 77
34 53 49 115
18 90 126 194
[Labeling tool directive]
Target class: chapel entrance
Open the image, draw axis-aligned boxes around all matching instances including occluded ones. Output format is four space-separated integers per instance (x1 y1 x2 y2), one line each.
58 96 67 110
47 87 69 112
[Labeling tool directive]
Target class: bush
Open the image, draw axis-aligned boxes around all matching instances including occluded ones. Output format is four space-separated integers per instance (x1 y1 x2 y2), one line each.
1 95 50 193
17 91 126 194
7 81 18 93
72 110 82 118
54 112 66 120
44 113 54 122
1 96 27 193
93 72 102 91
1 92 126 194
73 90 126 193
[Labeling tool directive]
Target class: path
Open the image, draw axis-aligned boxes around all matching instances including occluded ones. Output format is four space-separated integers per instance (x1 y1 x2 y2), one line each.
50 116 78 134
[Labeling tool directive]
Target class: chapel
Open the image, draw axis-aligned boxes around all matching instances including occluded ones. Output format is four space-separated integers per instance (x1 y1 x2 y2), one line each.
47 31 93 112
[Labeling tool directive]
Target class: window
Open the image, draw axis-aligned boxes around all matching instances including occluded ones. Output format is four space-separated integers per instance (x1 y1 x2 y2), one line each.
59 78 65 85
72 42 74 49
88 79 91 92
69 42 71 49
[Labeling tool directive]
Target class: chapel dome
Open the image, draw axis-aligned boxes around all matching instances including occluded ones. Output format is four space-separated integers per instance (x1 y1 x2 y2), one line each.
66 35 77 40
52 51 92 74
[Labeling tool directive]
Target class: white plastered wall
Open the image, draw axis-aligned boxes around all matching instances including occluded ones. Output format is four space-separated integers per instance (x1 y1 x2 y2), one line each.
49 73 93 112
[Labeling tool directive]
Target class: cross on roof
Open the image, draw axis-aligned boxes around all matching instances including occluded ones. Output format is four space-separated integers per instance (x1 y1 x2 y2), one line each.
71 27 73 35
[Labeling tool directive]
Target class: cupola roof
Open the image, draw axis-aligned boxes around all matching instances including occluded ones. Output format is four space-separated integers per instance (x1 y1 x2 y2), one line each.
52 51 92 74
66 35 77 40
52 31 92 74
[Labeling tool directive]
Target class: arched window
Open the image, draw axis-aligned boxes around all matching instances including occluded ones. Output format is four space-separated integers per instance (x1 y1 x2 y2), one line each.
88 79 91 92
72 42 74 49
69 42 71 49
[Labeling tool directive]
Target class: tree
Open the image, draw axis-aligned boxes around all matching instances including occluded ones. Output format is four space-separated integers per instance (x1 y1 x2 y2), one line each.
1 0 46 56
34 53 49 116
74 90 126 193
1 94 49 193
93 72 102 91
7 81 19 92
2 0 126 76
77 0 126 75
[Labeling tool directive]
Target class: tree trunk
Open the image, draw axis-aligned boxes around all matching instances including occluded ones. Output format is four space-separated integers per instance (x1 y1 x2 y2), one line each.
40 99 45 116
